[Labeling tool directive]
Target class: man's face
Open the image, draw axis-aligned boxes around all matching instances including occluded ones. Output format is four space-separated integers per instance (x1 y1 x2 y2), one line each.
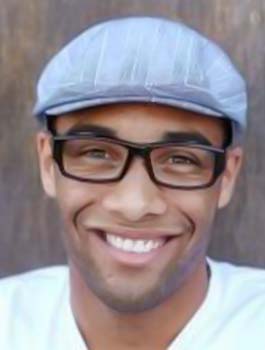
37 103 242 313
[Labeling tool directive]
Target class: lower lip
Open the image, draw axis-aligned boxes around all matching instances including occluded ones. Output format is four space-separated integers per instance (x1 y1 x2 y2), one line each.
93 232 176 267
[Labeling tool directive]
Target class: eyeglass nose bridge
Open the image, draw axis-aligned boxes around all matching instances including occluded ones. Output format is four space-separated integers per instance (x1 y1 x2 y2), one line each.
119 145 157 184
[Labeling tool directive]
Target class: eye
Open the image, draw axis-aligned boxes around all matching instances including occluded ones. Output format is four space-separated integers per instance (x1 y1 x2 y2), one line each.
162 151 201 167
63 139 128 165
168 155 198 165
84 148 110 160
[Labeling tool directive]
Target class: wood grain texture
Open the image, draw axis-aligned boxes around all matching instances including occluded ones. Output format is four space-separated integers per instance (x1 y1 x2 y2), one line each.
0 0 264 276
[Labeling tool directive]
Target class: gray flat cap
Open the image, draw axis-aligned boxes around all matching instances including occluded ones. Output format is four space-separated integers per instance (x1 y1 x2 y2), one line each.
34 16 247 134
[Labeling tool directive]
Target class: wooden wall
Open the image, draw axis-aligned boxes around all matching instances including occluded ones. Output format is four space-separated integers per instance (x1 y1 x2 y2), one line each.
0 0 264 276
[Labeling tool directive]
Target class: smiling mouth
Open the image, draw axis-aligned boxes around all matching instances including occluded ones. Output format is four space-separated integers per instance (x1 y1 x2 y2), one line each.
85 228 186 266
90 229 178 255
105 233 167 254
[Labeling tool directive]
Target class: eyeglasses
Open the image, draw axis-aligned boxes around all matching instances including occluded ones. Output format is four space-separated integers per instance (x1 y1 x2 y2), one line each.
50 133 227 190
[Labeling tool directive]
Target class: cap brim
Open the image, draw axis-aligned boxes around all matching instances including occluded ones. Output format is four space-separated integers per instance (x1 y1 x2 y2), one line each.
43 96 223 119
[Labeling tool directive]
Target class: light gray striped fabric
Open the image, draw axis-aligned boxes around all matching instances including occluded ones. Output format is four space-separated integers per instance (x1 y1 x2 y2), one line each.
33 16 247 132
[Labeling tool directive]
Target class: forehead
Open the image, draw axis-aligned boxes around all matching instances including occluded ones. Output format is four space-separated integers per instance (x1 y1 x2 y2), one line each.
54 103 226 145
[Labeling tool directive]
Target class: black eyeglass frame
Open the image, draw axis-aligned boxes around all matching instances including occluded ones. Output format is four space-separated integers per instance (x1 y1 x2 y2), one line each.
50 132 227 190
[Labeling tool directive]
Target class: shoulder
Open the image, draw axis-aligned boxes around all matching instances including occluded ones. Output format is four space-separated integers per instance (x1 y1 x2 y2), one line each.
0 265 68 301
208 258 265 319
0 266 69 344
209 258 265 287
201 259 265 347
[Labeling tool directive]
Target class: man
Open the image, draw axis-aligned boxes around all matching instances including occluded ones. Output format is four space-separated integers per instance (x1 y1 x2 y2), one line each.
0 16 264 350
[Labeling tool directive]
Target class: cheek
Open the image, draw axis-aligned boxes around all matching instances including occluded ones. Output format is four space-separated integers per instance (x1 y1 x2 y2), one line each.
54 178 104 262
55 178 98 225
167 185 221 238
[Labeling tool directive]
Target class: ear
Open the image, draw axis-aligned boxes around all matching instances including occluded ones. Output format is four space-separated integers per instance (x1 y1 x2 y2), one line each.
218 146 243 209
36 131 56 197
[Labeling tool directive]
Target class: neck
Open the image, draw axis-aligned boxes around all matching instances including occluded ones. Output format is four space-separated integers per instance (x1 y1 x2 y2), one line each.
69 259 209 350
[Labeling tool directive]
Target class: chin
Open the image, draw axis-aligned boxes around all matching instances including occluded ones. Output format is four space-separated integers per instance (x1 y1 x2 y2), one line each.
82 265 189 314
93 285 171 314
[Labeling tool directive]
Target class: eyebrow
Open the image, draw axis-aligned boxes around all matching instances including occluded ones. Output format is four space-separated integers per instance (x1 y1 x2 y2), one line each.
62 124 212 146
62 124 117 137
161 131 212 146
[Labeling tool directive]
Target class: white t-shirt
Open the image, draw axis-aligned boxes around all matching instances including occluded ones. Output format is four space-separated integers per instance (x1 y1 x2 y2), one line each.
0 259 264 350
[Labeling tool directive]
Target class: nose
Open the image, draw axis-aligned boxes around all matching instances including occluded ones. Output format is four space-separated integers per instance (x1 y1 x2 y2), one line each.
101 159 167 222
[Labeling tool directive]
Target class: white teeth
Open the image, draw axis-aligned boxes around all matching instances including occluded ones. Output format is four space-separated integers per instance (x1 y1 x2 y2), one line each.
106 234 165 253
135 240 145 252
